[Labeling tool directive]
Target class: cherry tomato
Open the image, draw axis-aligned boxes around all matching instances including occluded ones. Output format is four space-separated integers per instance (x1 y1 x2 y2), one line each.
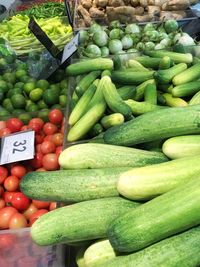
0 185 4 196
32 200 50 209
43 122 58 135
0 121 6 130
0 166 8 184
11 192 30 211
23 203 38 220
30 152 43 169
28 118 44 134
51 133 63 147
9 213 27 229
43 134 53 142
41 141 56 154
35 134 44 144
48 109 63 124
42 153 59 171
4 191 15 205
49 202 57 211
6 118 23 133
11 165 26 179
0 206 18 229
4 175 19 192
0 234 16 250
21 125 29 131
36 167 46 172
36 144 42 153
0 127 11 137
0 199 5 209
55 146 63 156
29 209 48 225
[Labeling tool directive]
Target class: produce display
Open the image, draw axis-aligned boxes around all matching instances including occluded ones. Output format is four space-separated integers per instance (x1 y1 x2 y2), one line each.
75 0 199 28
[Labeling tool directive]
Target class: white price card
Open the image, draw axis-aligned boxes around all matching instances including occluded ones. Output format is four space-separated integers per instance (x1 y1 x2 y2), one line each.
0 130 35 165
61 33 79 64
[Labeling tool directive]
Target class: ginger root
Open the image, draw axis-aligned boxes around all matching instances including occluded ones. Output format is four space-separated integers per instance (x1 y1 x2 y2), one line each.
130 0 140 6
147 5 161 16
96 0 108 7
89 7 105 18
108 0 125 6
77 5 92 26
135 6 144 15
106 6 136 23
81 0 93 10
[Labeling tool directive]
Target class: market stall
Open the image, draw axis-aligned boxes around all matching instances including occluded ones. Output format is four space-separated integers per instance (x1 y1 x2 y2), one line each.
0 0 200 266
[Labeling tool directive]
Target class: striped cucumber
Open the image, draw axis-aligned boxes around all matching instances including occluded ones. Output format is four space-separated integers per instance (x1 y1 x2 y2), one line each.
162 93 188 107
144 51 193 64
135 56 161 69
134 79 156 101
173 62 200 85
158 56 172 70
144 83 157 105
101 113 124 129
75 71 101 96
117 85 136 100
172 81 200 97
125 99 164 115
189 91 200 105
127 59 149 71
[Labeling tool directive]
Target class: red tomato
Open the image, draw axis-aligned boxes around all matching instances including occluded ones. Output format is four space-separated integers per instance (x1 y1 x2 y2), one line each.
4 175 19 192
51 133 63 147
36 167 46 172
28 118 44 134
23 203 38 220
55 146 63 156
35 134 44 144
48 109 63 124
43 122 58 135
11 165 26 179
9 213 27 229
21 125 29 131
29 209 48 225
6 118 23 133
0 127 11 137
32 200 50 209
0 199 5 209
36 144 42 153
49 202 57 211
43 134 53 142
0 234 16 250
11 192 30 211
4 191 15 205
0 121 6 130
40 141 56 154
0 166 8 184
30 152 43 169
0 185 4 196
0 206 18 229
42 153 59 171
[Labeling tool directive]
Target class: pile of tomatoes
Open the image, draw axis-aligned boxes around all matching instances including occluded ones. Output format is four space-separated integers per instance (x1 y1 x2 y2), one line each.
0 109 65 230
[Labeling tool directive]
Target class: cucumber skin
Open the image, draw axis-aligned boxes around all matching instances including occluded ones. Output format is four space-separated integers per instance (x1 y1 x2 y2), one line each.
111 71 155 85
59 143 168 170
173 62 200 85
144 51 193 64
162 93 188 107
31 197 140 246
108 175 200 253
103 105 200 146
172 81 200 97
20 168 131 202
125 99 164 115
97 227 200 267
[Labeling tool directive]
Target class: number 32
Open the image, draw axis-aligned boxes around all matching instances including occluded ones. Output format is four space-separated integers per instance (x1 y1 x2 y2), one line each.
12 140 27 154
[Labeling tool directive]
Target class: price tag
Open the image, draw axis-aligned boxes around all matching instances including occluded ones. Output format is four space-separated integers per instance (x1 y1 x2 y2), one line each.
0 130 35 165
61 33 79 64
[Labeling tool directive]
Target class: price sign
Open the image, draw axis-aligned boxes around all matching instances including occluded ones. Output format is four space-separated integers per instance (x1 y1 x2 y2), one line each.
61 33 79 64
0 130 35 165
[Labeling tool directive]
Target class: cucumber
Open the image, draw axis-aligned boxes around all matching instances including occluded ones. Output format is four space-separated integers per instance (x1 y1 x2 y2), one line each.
89 123 104 137
69 84 96 126
127 59 149 71
101 76 132 120
97 226 200 267
144 51 193 64
76 247 87 267
20 168 132 202
31 197 140 246
171 81 200 97
158 83 173 93
66 58 114 76
134 79 156 101
117 155 200 201
162 93 188 107
75 71 101 96
135 56 161 69
157 91 166 105
103 105 200 146
59 143 168 170
173 62 200 85
117 85 136 100
101 113 124 129
189 91 200 105
162 135 200 159
154 63 187 84
108 175 200 253
144 83 157 105
111 70 155 85
84 239 117 267
125 99 164 115
158 56 171 70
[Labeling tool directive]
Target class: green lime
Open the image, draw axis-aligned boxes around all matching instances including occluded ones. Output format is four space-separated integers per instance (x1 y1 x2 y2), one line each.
26 103 39 112
15 69 27 80
7 88 23 98
15 82 24 89
16 62 28 71
51 104 62 110
38 109 49 122
49 84 60 92
60 88 67 95
23 82 36 94
0 80 8 93
60 79 68 90
43 89 59 106
59 95 67 108
36 79 49 90
11 94 26 109
29 88 43 102
2 98 14 112
18 113 32 124
0 90 4 103
13 109 26 116
0 58 7 68
19 75 30 83
37 99 48 110
28 78 36 84
0 108 10 117
3 72 16 84
26 99 34 110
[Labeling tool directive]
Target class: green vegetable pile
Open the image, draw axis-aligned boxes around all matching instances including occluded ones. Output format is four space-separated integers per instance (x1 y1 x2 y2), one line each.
79 20 197 58
0 14 72 55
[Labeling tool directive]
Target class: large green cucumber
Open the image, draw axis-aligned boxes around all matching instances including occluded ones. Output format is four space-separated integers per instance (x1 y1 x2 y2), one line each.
20 168 131 202
103 105 200 146
117 155 200 200
162 135 200 159
31 197 140 246
107 175 200 253
59 143 168 169
97 227 200 267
